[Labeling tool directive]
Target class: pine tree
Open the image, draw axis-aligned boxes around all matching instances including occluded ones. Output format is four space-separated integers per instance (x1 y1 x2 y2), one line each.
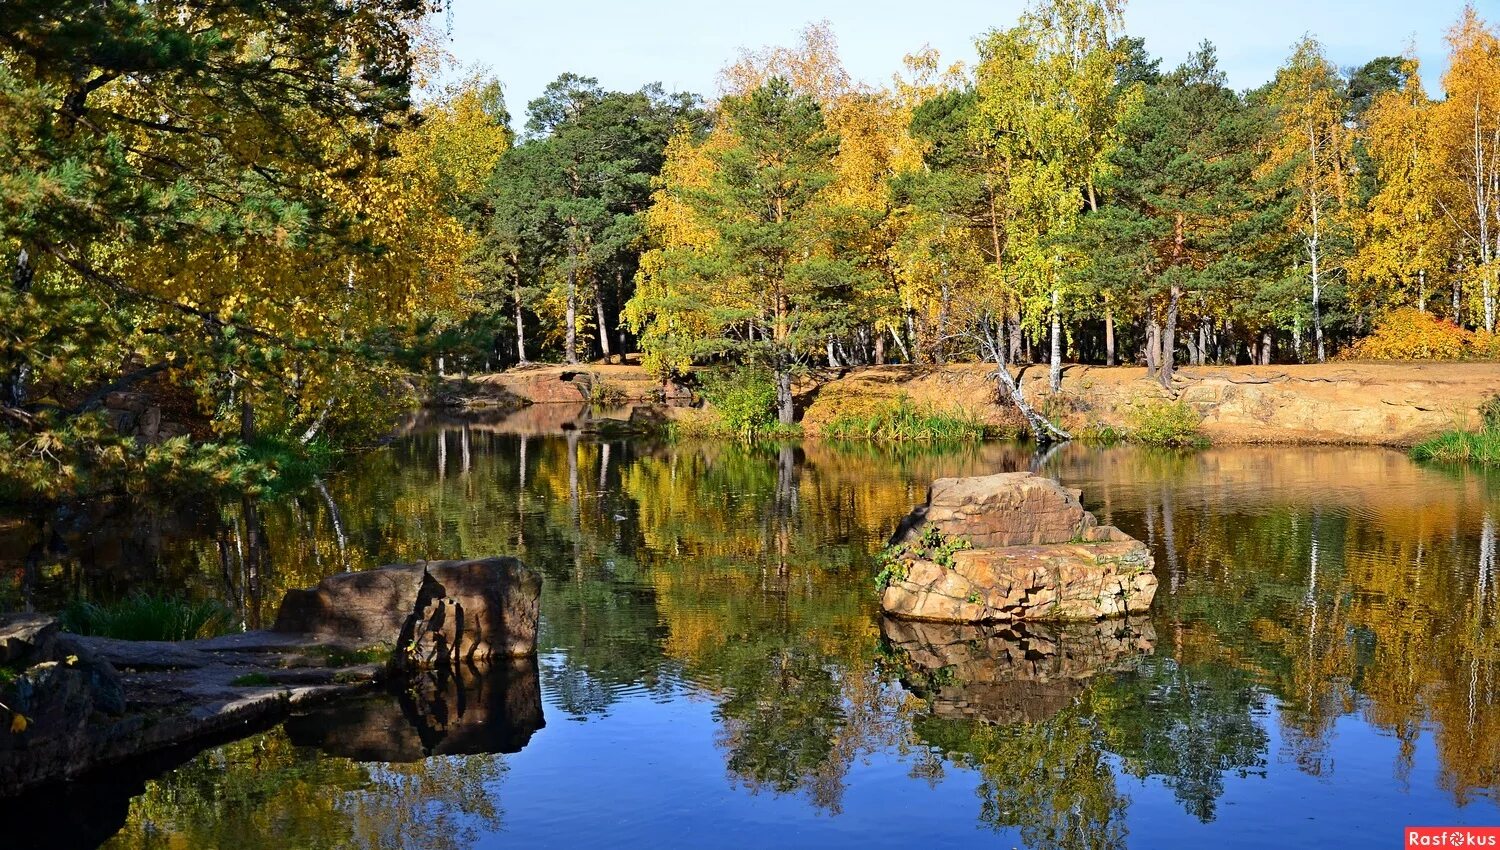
628 78 852 424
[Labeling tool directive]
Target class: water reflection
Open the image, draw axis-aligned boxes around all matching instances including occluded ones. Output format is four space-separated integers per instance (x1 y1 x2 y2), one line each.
4 661 541 850
286 657 545 761
4 431 1500 846
881 617 1157 724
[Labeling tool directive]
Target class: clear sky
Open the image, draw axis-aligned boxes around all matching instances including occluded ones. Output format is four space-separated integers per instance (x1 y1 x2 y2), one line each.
436 0 1490 124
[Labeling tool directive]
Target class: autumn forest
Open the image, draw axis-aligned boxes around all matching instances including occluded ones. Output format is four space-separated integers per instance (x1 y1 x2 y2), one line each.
3 0 1500 482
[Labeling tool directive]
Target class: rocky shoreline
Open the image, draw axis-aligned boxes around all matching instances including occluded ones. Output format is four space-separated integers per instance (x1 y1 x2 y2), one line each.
430 361 1500 446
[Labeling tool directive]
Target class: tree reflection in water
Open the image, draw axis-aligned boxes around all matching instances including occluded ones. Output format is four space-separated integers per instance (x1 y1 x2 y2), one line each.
5 420 1500 846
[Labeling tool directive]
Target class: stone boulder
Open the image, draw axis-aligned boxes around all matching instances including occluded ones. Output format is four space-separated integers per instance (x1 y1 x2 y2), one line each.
889 471 1098 548
275 557 541 663
0 614 127 792
881 472 1156 622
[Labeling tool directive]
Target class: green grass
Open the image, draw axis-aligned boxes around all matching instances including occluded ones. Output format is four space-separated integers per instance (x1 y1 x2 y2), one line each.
822 396 989 442
230 672 274 687
667 417 802 441
1411 393 1500 465
60 593 234 641
1411 428 1500 465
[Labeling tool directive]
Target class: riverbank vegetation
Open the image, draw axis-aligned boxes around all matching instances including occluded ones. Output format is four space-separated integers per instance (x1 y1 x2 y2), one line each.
61 594 234 642
821 396 991 442
1411 394 1500 465
6 1 1500 500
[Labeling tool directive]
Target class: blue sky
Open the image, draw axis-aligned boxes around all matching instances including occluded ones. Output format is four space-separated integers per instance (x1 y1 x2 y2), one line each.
436 0 1491 123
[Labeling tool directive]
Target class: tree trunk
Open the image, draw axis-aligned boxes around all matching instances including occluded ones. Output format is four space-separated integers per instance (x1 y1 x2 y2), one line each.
1009 309 1023 364
565 230 579 365
936 284 951 365
1049 288 1062 393
988 339 1069 445
1104 305 1115 367
241 496 269 630
890 325 910 363
1488 268 1497 334
873 328 885 365
1145 320 1161 378
596 294 612 363
514 275 528 364
1309 180 1326 362
775 366 794 426
1160 285 1180 390
3 248 34 408
240 398 255 443
1261 331 1272 365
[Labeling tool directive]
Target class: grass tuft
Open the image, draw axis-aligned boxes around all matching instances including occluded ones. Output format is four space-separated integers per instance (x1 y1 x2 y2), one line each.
822 395 989 442
230 672 274 687
1411 393 1500 466
60 593 234 642
1411 428 1500 465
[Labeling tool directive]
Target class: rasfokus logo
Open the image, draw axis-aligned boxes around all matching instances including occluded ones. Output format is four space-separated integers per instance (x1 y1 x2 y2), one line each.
1407 827 1500 847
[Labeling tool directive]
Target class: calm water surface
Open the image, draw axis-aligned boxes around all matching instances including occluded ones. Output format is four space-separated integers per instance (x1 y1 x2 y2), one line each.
5 408 1500 849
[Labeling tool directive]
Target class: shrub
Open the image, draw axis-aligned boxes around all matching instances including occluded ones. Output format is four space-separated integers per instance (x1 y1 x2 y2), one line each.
875 524 973 590
822 395 988 442
699 367 780 440
1346 308 1472 361
1126 400 1207 447
1075 420 1125 445
60 593 234 641
586 373 628 406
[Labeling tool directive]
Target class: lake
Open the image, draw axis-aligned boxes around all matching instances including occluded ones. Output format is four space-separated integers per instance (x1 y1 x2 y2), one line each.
5 409 1499 848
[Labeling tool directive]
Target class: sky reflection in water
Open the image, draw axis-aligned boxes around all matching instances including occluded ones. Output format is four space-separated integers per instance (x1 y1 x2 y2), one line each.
6 415 1499 849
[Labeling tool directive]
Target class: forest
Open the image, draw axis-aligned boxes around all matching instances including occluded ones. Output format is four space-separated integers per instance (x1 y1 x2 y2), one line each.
3 0 1500 497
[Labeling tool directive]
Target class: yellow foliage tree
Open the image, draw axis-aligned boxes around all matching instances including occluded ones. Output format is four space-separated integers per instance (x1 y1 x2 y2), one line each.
1352 58 1449 316
1432 4 1500 332
1257 35 1356 363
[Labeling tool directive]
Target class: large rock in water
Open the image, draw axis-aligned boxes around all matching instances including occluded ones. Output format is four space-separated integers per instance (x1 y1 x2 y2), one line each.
275 557 541 663
881 472 1156 622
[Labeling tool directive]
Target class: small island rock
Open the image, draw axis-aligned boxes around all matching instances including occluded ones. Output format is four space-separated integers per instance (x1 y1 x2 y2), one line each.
881 472 1156 622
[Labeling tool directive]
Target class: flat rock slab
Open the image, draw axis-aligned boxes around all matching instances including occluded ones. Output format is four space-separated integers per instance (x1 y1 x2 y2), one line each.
882 472 1157 622
1 555 542 796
